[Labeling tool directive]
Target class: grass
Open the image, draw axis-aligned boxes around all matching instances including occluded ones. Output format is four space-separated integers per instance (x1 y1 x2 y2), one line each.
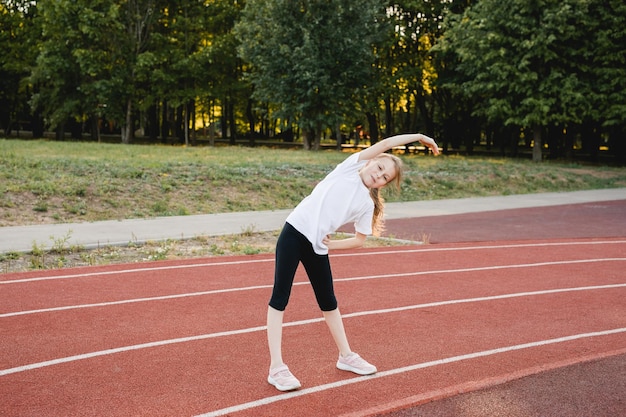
0 139 348 225
2 138 625 227
1 138 625 272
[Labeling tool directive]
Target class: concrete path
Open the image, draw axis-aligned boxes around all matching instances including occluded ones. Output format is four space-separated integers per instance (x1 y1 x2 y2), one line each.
1 188 625 253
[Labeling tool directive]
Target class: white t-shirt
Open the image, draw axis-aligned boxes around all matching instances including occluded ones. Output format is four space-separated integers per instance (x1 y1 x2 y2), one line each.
286 153 374 255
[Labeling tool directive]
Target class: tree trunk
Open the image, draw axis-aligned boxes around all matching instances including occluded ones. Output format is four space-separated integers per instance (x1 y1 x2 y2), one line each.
184 102 189 146
161 99 169 144
403 95 412 133
581 121 600 162
246 99 255 147
564 125 575 161
209 122 215 147
228 100 236 145
190 100 196 146
31 111 44 138
417 94 434 138
70 118 82 140
532 124 542 162
55 124 65 141
366 112 379 145
175 105 184 144
121 98 133 144
335 122 342 150
384 96 393 137
313 121 322 150
91 114 100 142
303 129 315 150
147 103 159 141
220 98 228 142
609 126 626 164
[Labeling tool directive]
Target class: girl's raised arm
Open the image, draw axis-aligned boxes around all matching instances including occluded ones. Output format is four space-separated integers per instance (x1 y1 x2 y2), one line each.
357 133 440 162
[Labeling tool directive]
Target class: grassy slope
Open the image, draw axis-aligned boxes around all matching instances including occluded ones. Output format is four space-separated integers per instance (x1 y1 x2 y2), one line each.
2 138 625 227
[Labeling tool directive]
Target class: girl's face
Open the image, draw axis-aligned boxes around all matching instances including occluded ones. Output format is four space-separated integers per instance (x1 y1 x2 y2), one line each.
360 157 397 189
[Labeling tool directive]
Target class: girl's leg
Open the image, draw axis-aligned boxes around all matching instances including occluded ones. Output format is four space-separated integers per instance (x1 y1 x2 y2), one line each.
267 223 302 369
266 224 303 391
301 254 376 374
322 308 351 357
267 304 301 391
267 306 285 369
326 307 378 375
300 253 352 356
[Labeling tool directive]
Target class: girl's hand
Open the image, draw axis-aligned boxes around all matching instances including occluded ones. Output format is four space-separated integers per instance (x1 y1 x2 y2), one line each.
323 233 367 250
418 134 441 155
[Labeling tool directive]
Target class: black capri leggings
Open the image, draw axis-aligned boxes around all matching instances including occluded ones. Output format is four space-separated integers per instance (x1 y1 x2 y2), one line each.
269 222 338 312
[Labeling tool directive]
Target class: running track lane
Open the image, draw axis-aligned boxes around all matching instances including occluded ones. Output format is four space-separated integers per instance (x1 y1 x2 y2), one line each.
1 239 625 416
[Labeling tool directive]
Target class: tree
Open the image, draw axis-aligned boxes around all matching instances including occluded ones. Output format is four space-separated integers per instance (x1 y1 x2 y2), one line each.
31 0 90 138
383 1 448 137
31 0 157 143
235 0 384 149
441 0 597 161
587 0 626 161
149 0 214 145
0 0 41 136
201 0 246 145
113 0 157 143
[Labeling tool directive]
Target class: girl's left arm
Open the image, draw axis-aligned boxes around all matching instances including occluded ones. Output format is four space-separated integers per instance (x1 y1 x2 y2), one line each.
323 232 367 250
358 133 440 162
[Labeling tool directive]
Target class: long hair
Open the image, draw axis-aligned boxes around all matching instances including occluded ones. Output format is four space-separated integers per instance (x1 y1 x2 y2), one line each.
369 154 403 236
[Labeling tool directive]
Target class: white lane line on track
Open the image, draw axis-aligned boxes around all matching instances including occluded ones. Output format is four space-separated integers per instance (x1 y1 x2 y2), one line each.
339 258 626 283
194 328 626 417
2 258 625 318
334 239 626 257
2 283 625 377
0 284 274 318
2 239 625 285
0 258 275 284
340 283 626 319
337 346 626 417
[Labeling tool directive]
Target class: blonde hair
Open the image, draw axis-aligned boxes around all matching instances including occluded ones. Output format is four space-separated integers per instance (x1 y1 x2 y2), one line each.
369 153 403 236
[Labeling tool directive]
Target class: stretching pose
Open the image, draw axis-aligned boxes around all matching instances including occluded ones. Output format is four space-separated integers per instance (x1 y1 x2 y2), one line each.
267 133 440 391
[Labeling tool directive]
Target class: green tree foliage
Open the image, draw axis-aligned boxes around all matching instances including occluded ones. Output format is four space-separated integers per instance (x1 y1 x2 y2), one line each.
149 0 217 145
0 0 40 136
235 0 384 149
30 0 226 145
201 0 246 145
440 0 626 161
31 0 124 139
115 0 158 143
30 0 157 142
382 1 447 136
1 0 623 161
588 0 626 160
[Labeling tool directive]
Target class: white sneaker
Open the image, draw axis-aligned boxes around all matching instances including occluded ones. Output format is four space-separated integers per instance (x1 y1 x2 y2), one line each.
336 352 377 375
267 364 302 391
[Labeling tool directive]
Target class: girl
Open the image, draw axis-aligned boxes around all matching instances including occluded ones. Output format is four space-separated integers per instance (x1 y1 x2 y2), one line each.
267 133 440 391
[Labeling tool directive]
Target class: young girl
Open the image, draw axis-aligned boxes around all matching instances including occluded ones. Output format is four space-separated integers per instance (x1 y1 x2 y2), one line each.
267 133 440 391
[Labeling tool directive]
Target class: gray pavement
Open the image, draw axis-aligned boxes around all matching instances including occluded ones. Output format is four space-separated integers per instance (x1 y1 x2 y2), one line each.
1 188 625 253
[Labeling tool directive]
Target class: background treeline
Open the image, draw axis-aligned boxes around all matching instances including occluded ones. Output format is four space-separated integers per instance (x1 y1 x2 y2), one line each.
1 0 625 162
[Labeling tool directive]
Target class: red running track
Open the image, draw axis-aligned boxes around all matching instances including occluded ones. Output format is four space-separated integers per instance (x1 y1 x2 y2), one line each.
1 235 625 416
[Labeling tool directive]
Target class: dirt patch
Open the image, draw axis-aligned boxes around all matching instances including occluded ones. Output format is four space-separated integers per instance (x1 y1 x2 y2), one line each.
0 231 412 274
0 231 276 274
